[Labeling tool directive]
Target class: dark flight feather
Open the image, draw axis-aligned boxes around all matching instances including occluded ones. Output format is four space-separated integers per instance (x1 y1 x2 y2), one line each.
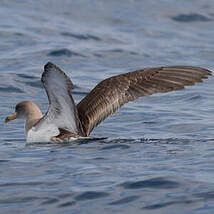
77 66 211 136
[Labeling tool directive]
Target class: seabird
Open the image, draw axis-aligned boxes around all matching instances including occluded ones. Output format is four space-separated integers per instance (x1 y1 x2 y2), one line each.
5 62 211 143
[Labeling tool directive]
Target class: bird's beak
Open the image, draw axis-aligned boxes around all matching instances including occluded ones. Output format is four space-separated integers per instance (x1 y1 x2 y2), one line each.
5 112 17 123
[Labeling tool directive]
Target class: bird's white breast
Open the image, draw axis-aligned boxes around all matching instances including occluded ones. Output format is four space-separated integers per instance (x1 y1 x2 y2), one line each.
26 124 59 143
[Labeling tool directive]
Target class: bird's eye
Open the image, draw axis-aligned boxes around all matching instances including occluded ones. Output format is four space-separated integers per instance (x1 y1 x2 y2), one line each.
15 105 21 112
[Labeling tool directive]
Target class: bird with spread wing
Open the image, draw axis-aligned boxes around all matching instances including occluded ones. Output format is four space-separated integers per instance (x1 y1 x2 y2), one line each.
5 62 212 143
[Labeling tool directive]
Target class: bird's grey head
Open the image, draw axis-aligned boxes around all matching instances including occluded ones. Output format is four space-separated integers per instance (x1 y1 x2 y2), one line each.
5 101 42 123
15 101 31 119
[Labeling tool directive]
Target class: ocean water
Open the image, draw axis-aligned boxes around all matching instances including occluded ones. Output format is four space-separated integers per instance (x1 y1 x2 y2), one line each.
1 0 214 213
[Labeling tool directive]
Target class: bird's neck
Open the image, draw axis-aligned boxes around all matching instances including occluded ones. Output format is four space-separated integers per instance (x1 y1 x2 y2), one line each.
25 106 43 134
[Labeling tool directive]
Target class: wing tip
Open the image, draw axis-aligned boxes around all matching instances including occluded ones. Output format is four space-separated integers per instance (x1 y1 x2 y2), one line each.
42 62 57 83
42 62 75 90
44 61 55 70
42 62 65 80
43 61 60 75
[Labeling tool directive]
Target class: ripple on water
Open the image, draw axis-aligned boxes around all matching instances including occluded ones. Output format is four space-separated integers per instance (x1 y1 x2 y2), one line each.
0 159 10 163
194 191 214 200
47 49 85 57
57 201 76 208
61 32 101 41
74 191 110 201
142 199 194 210
0 181 59 188
0 86 24 93
0 196 41 204
41 198 59 205
23 80 43 88
120 177 180 189
171 13 212 22
108 195 140 205
100 144 131 150
16 73 48 89
17 74 38 80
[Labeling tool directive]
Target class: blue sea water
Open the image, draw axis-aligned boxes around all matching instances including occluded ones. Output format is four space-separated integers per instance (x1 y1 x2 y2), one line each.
1 0 214 213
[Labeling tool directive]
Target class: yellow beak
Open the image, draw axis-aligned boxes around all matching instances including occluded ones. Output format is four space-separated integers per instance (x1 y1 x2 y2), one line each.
5 112 17 123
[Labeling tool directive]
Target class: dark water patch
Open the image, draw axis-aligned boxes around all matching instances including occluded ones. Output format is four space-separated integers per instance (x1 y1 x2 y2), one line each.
110 49 138 56
130 51 139 56
0 196 41 204
111 49 124 53
26 141 65 148
61 32 101 41
75 191 109 201
73 137 108 145
58 201 76 208
17 73 38 80
104 138 188 145
142 199 194 210
72 85 89 95
72 90 88 96
142 121 157 125
41 198 59 205
72 138 192 145
57 193 74 199
24 80 43 88
194 191 214 200
92 157 106 160
0 86 24 93
100 49 139 56
47 49 85 57
120 177 180 189
185 94 203 101
93 53 103 58
106 139 137 144
0 31 27 39
0 181 59 187
100 144 130 150
0 159 10 163
138 138 193 145
172 13 212 22
14 32 24 36
46 138 105 147
3 138 26 143
108 195 139 205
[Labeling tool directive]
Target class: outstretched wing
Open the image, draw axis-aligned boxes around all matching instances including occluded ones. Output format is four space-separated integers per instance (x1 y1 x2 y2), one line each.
77 66 211 136
34 62 84 136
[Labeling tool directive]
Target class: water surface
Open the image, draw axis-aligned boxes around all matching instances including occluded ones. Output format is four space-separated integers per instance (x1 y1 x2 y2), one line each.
1 0 214 213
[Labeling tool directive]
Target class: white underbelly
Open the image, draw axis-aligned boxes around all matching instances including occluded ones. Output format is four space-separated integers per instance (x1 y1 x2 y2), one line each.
26 125 59 143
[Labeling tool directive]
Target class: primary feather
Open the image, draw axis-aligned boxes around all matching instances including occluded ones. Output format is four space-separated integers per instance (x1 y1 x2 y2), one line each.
77 66 211 136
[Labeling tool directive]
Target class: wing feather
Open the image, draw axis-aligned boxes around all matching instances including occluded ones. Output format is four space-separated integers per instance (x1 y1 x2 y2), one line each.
77 66 211 136
34 62 84 136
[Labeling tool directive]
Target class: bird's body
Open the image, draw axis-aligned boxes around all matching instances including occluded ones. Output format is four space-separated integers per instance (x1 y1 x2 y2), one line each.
5 62 212 143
